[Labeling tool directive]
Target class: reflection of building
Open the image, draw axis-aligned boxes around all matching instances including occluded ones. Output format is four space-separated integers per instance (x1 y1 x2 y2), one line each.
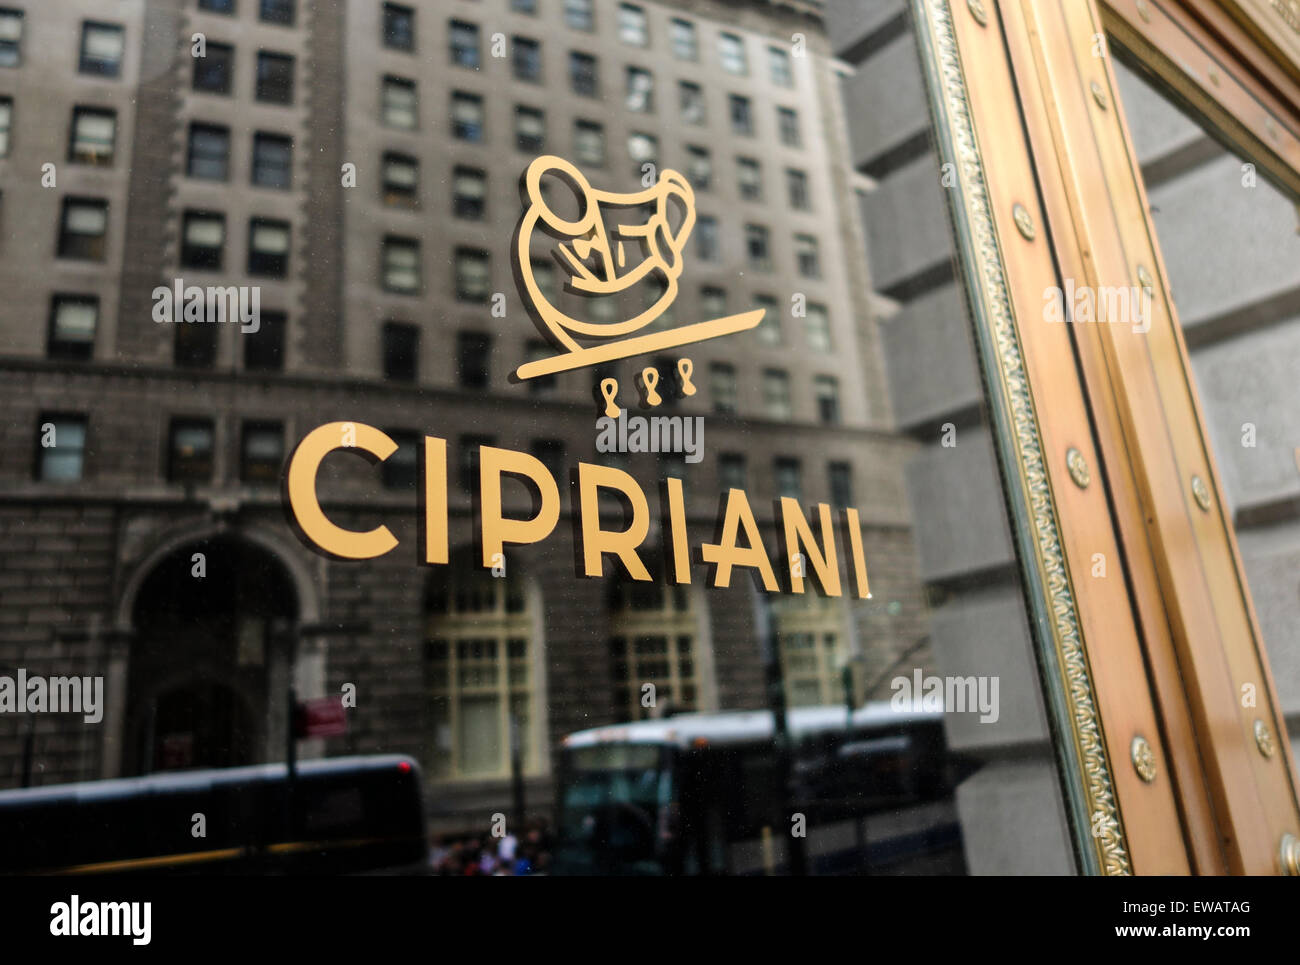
0 0 933 831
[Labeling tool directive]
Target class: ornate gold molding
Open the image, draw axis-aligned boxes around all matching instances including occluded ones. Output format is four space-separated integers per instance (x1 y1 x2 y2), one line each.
911 0 1132 874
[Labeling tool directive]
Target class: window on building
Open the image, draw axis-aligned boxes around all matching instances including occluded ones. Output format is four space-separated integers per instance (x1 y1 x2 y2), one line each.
425 567 538 779
256 51 294 104
814 375 840 425
746 223 771 271
515 105 545 152
773 593 846 707
198 0 235 11
455 249 491 303
627 131 656 169
244 310 285 371
381 430 421 490
778 106 801 146
0 8 23 67
251 132 292 188
79 22 124 77
763 368 792 420
193 42 234 94
451 91 484 141
0 97 10 156
457 434 494 491
755 293 781 344
382 151 418 206
36 415 87 482
453 166 487 220
718 32 747 74
787 168 810 210
719 452 746 491
512 0 537 14
180 210 224 269
383 236 421 293
774 456 801 500
240 421 284 484
769 46 793 87
710 362 737 414
737 157 762 201
513 36 541 81
167 418 215 484
625 66 654 113
564 0 594 31
382 321 419 382
247 218 290 277
829 461 853 508
260 0 294 25
449 20 480 68
175 318 217 368
695 216 718 261
574 119 604 165
47 295 98 361
686 146 711 191
525 340 556 393
382 75 418 129
69 108 116 166
795 233 820 278
729 94 753 135
187 123 229 180
58 197 108 261
670 18 696 60
678 81 705 125
608 581 700 720
531 439 566 481
531 259 558 305
805 303 831 352
383 3 414 51
619 4 648 46
569 51 598 96
457 330 492 387
701 286 727 319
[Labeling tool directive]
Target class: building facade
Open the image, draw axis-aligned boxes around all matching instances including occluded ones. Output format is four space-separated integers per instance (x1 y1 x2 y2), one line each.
0 0 934 831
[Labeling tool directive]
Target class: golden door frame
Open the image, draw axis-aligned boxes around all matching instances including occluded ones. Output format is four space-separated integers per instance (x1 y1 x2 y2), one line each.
911 0 1300 874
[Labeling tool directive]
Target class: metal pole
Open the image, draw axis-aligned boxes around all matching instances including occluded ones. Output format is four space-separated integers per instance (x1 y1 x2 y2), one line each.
844 664 869 874
753 589 807 876
510 715 526 832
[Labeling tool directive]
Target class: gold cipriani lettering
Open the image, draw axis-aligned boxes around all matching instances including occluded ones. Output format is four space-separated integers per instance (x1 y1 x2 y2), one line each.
479 446 561 568
779 498 841 597
577 462 652 580
284 426 879 600
286 422 399 560
700 488 779 591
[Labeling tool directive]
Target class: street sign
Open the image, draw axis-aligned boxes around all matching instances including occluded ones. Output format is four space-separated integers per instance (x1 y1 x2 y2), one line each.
294 696 346 739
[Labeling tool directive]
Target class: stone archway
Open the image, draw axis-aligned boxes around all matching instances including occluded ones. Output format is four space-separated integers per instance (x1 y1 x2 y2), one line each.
122 534 299 775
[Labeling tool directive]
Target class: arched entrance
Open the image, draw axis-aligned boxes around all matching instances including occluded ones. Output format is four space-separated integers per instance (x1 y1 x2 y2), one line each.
124 535 298 774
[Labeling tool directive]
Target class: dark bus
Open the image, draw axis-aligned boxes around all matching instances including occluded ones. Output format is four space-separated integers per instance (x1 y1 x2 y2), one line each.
553 704 977 875
0 754 428 875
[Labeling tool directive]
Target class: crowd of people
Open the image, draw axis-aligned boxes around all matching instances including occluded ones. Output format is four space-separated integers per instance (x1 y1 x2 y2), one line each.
429 820 554 876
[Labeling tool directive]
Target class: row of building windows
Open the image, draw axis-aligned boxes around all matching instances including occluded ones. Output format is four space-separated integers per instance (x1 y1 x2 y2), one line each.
196 0 297 26
380 2 798 90
45 295 840 426
32 412 856 509
372 70 803 147
376 229 822 304
0 11 125 75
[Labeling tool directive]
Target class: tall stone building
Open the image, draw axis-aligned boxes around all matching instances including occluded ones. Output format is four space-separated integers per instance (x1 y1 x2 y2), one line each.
0 0 934 831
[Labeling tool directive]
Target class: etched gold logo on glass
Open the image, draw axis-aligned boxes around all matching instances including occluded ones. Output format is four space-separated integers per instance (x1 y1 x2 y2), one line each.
512 155 764 385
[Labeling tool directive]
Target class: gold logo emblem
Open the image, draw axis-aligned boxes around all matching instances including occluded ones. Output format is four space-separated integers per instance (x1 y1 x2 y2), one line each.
512 155 764 393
